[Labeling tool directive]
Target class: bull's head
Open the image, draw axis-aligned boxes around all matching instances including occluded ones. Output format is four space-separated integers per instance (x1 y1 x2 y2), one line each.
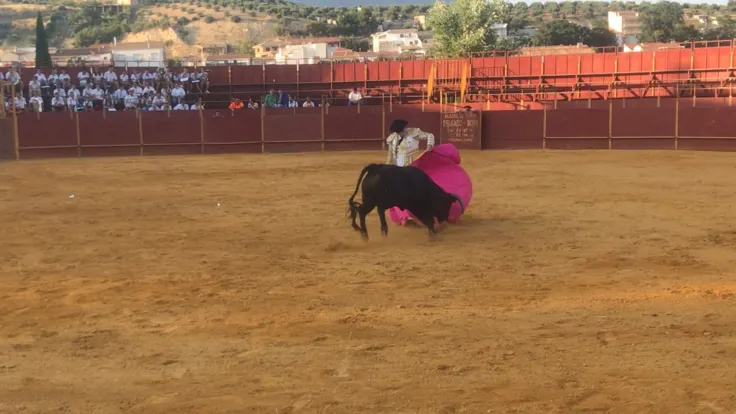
437 193 466 223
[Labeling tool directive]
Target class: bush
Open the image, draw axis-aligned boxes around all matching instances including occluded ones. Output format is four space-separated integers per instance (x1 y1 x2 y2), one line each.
204 15 215 23
231 15 241 22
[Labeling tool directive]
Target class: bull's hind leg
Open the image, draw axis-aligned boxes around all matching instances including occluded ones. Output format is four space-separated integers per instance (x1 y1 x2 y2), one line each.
350 203 362 233
358 202 375 241
377 207 388 237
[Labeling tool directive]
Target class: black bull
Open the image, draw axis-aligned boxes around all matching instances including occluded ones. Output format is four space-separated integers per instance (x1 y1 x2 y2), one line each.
348 163 465 240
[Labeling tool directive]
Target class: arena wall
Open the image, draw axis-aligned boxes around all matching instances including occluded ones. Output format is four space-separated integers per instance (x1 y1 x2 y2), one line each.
10 97 736 159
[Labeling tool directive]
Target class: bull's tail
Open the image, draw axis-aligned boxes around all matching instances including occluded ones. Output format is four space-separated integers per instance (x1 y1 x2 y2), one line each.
347 163 378 217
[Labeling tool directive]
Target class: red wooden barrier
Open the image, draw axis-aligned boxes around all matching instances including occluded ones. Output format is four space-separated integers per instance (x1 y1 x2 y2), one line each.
141 110 201 155
611 105 676 150
202 110 261 154
324 106 382 151
545 108 609 149
483 111 543 149
17 112 78 159
79 111 140 157
263 107 322 152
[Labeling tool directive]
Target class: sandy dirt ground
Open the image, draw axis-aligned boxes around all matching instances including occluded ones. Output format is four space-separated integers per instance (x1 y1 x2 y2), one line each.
1 150 736 413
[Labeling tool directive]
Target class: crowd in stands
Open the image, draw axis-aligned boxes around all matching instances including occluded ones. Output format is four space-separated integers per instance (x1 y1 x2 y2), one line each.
229 87 364 112
2 67 212 113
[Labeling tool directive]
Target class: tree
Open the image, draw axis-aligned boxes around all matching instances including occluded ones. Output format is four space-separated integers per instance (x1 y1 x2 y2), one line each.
639 1 684 42
534 20 617 47
428 0 508 54
35 12 53 68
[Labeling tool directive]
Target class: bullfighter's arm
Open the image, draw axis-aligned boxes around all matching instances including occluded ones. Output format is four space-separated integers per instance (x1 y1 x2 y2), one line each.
385 134 397 164
407 128 435 149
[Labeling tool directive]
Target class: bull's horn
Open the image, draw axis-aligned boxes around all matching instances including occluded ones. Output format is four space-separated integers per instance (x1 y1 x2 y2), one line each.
449 193 465 214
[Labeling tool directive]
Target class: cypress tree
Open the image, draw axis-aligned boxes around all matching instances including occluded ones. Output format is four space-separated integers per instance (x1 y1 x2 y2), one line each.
35 12 53 68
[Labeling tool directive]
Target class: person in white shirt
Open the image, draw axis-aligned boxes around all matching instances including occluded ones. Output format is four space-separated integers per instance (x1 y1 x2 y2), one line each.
6 68 21 93
13 94 27 112
66 95 78 110
103 68 118 89
142 70 155 84
132 84 143 97
91 68 103 87
142 82 155 97
77 70 90 89
152 93 166 109
51 93 66 111
179 69 190 93
28 96 43 112
113 86 128 110
28 77 42 97
34 69 47 86
302 97 316 108
170 84 186 106
55 87 67 99
59 70 71 88
129 70 140 84
48 69 60 88
190 99 203 110
124 90 139 110
68 85 81 101
348 87 363 106
173 102 189 110
159 103 172 111
247 98 259 110
119 71 130 88
385 119 435 167
288 96 298 108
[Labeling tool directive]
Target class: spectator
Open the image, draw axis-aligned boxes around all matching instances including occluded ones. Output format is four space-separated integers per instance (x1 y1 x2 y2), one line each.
170 83 186 106
28 76 42 98
247 98 259 110
180 69 191 93
103 67 117 89
264 89 278 108
90 68 103 89
51 90 65 111
195 68 210 93
152 92 165 110
66 93 78 111
124 89 139 110
140 93 153 111
59 70 71 89
48 69 60 89
159 101 172 111
228 98 244 111
348 87 363 106
113 86 128 110
13 93 27 112
142 81 155 97
68 85 81 102
190 99 204 110
303 97 315 108
6 68 21 93
277 90 289 107
119 71 129 88
29 94 44 112
77 69 89 89
174 101 189 110
288 96 298 108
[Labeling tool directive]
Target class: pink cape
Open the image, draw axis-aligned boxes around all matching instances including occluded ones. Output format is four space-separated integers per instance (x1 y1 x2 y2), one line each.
388 143 473 225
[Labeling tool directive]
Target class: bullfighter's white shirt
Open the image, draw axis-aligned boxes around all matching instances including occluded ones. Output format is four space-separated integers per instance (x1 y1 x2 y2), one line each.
385 128 435 167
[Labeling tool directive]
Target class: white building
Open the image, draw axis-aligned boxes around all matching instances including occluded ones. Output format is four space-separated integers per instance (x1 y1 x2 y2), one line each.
52 47 113 67
608 11 641 46
371 29 423 54
109 41 166 68
274 42 339 64
491 23 508 38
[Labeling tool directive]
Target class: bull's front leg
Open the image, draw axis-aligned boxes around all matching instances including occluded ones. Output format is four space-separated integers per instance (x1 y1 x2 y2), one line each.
377 207 388 237
416 213 437 239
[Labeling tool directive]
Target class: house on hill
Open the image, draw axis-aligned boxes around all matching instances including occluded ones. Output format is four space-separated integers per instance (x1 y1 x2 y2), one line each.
253 37 341 63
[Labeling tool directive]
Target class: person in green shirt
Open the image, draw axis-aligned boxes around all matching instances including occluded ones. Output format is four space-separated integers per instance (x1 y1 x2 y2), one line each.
264 89 279 108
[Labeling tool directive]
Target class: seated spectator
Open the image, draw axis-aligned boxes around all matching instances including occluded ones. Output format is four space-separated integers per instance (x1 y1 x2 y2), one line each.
13 93 27 112
190 99 204 110
288 96 298 108
124 89 139 110
142 81 155 97
264 89 278 108
6 68 21 93
132 82 143 98
66 94 78 111
103 67 117 89
228 98 244 111
51 91 65 112
59 69 71 89
28 77 42 98
48 69 60 89
68 85 81 102
303 97 316 108
174 101 189 110
348 87 363 106
142 69 155 86
170 83 186 106
29 95 44 112
194 68 210 93
152 93 165 110
113 86 128 110
278 90 289 108
247 98 259 110
159 102 172 111
119 71 130 88
180 69 191 93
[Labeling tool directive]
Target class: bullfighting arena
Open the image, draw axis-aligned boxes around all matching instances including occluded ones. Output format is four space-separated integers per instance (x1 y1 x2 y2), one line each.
2 149 736 413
